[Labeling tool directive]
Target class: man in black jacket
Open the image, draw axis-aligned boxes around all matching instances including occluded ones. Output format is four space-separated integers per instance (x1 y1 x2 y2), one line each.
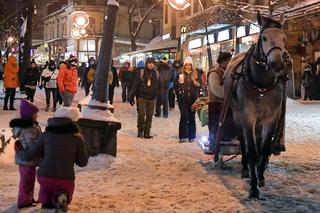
155 57 172 118
129 57 160 139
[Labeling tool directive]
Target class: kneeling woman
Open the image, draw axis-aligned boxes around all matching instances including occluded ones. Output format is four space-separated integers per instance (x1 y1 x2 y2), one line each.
174 56 200 143
16 107 88 211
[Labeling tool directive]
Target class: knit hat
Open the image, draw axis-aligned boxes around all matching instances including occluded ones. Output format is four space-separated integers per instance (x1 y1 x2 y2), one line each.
54 107 81 121
20 99 39 118
183 56 193 65
146 57 156 65
217 52 232 64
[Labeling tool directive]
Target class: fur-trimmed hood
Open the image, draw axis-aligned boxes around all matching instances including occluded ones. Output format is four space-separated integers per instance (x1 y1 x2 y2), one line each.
45 117 79 134
10 118 37 128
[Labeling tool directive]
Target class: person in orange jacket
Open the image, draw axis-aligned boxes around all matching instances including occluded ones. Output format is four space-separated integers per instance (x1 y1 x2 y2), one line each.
57 57 78 107
3 55 19 110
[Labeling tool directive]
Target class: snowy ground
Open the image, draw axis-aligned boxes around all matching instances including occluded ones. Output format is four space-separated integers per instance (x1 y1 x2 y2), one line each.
0 87 320 212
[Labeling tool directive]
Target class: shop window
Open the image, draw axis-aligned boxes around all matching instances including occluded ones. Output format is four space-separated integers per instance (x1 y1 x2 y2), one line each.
237 26 246 38
79 40 96 51
218 30 230 42
203 34 215 44
250 23 260 34
188 38 202 49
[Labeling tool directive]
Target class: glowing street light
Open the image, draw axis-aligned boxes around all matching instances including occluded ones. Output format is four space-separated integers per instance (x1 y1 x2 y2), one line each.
75 15 89 28
167 0 191 11
8 37 14 43
167 0 213 68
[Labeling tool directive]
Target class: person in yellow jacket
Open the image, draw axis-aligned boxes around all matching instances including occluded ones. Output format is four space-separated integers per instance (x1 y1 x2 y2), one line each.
3 55 19 110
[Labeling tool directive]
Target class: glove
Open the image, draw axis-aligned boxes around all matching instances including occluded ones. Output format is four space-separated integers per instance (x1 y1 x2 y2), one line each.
129 99 135 106
14 140 23 152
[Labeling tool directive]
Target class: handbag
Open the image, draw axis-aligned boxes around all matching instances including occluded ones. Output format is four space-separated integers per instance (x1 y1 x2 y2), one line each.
43 71 55 83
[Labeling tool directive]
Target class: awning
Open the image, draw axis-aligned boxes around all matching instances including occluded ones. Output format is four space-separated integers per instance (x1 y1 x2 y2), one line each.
126 36 178 56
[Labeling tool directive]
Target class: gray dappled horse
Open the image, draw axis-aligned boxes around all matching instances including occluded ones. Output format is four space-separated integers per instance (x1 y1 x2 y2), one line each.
224 12 291 199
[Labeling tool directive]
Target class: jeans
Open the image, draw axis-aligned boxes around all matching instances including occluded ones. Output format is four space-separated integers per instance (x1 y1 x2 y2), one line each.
168 88 175 109
61 91 75 107
137 98 156 135
45 88 57 108
121 82 131 102
178 100 196 140
155 87 169 117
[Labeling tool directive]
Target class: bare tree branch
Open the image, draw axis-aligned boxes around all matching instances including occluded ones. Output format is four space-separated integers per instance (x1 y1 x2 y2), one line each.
132 0 162 37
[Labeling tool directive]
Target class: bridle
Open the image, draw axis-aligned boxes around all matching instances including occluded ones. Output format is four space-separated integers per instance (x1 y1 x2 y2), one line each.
251 28 284 71
236 27 288 96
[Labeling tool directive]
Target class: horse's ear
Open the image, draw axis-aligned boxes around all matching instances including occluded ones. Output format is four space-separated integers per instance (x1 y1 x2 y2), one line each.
257 10 263 26
279 13 286 26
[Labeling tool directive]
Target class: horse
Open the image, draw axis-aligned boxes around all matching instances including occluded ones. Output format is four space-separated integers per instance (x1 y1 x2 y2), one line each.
223 12 291 199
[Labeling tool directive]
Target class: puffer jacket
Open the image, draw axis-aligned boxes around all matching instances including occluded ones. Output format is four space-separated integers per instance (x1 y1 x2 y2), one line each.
10 118 42 166
17 117 88 181
57 66 78 93
158 63 172 88
4 55 19 88
23 67 40 88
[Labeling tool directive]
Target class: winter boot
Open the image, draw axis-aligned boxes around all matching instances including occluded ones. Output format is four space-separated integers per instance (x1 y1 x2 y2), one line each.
137 130 143 138
3 103 8 110
143 133 153 139
55 191 68 213
45 104 50 112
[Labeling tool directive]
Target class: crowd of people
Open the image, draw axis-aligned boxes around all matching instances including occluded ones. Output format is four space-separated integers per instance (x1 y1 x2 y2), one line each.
1 50 309 211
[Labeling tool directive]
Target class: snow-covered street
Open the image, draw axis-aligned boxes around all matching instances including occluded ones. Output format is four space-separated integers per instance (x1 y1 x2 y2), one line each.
0 88 320 212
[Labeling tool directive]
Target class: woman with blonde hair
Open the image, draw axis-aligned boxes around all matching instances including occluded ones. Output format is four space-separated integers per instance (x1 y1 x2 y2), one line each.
174 56 200 143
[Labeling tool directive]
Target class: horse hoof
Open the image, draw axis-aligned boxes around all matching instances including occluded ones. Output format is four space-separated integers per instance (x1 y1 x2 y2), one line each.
259 179 265 187
249 188 260 199
241 170 250 179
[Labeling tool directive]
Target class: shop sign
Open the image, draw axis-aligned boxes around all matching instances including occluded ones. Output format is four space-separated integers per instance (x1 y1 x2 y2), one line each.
162 33 171 40
181 26 188 33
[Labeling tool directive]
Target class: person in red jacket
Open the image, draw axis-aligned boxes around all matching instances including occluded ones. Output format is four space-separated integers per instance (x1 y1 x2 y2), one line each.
57 57 78 107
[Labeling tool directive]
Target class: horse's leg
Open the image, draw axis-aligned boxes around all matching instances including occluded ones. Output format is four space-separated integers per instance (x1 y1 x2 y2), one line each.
258 125 273 187
239 133 249 178
243 126 260 199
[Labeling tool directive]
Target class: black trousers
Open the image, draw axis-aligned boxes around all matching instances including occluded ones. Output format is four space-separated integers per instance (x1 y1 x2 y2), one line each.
156 87 169 116
208 102 236 147
304 86 312 100
178 100 196 140
45 88 57 108
137 98 156 135
168 88 175 109
121 82 131 102
109 86 115 104
25 87 36 103
4 88 16 109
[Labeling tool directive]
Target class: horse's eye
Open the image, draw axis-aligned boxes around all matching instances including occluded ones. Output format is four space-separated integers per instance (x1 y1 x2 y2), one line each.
262 36 267 42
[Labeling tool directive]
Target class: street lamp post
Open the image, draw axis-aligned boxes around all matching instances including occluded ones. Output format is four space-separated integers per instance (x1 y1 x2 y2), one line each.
168 0 213 69
77 0 121 157
92 0 119 104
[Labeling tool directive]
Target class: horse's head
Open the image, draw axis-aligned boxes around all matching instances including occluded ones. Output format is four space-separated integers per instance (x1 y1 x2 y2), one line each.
257 11 286 72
